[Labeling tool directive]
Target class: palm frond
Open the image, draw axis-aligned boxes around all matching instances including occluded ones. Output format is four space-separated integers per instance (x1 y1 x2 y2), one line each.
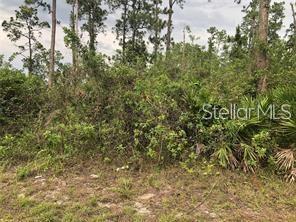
278 119 296 137
241 143 257 173
275 149 295 171
285 168 296 183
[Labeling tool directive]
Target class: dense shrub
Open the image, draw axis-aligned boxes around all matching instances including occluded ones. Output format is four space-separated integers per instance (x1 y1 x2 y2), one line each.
0 68 45 135
0 44 295 181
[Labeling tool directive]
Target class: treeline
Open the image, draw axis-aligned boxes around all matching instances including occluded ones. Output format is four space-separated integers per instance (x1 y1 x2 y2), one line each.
1 0 295 92
0 0 296 182
1 0 185 78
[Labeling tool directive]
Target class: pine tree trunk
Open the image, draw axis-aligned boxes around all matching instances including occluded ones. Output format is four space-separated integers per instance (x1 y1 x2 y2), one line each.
131 0 136 51
75 0 79 37
153 2 160 61
49 0 57 88
75 0 79 63
71 0 79 69
166 0 173 53
122 2 127 62
256 0 270 93
28 25 33 75
291 3 296 34
88 11 96 52
71 3 77 68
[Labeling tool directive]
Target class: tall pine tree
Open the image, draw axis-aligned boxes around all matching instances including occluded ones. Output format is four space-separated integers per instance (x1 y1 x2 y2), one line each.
2 0 50 75
80 0 107 52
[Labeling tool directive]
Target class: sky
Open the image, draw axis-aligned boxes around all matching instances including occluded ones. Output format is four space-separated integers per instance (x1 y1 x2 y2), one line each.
0 0 294 68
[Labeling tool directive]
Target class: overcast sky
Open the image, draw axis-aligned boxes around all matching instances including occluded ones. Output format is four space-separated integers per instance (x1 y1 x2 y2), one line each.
0 0 294 68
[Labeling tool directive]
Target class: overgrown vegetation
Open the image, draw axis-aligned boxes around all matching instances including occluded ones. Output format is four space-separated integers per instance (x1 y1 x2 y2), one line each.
0 0 295 184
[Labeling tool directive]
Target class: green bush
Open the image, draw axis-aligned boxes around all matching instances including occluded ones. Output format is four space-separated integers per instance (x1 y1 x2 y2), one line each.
0 68 45 135
0 44 295 181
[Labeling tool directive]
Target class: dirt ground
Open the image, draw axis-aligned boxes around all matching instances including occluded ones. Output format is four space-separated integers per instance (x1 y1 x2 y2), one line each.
0 162 295 222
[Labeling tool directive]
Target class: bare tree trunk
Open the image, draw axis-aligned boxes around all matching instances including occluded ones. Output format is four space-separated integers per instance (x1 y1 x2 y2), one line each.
291 3 296 33
291 2 296 51
28 25 33 75
71 0 79 70
247 16 257 74
256 0 270 93
74 0 79 65
75 0 79 37
71 3 77 68
166 0 173 53
88 11 96 52
250 16 257 50
153 2 159 61
49 0 57 88
122 3 127 62
131 0 136 51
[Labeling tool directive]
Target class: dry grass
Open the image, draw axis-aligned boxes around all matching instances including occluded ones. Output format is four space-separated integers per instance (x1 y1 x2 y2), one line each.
0 162 295 221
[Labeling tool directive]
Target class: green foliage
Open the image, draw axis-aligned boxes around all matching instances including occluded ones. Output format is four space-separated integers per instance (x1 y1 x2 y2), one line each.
1 41 295 179
43 122 96 156
63 27 81 51
80 0 107 51
1 0 295 183
269 1 285 43
115 177 133 199
0 68 45 135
